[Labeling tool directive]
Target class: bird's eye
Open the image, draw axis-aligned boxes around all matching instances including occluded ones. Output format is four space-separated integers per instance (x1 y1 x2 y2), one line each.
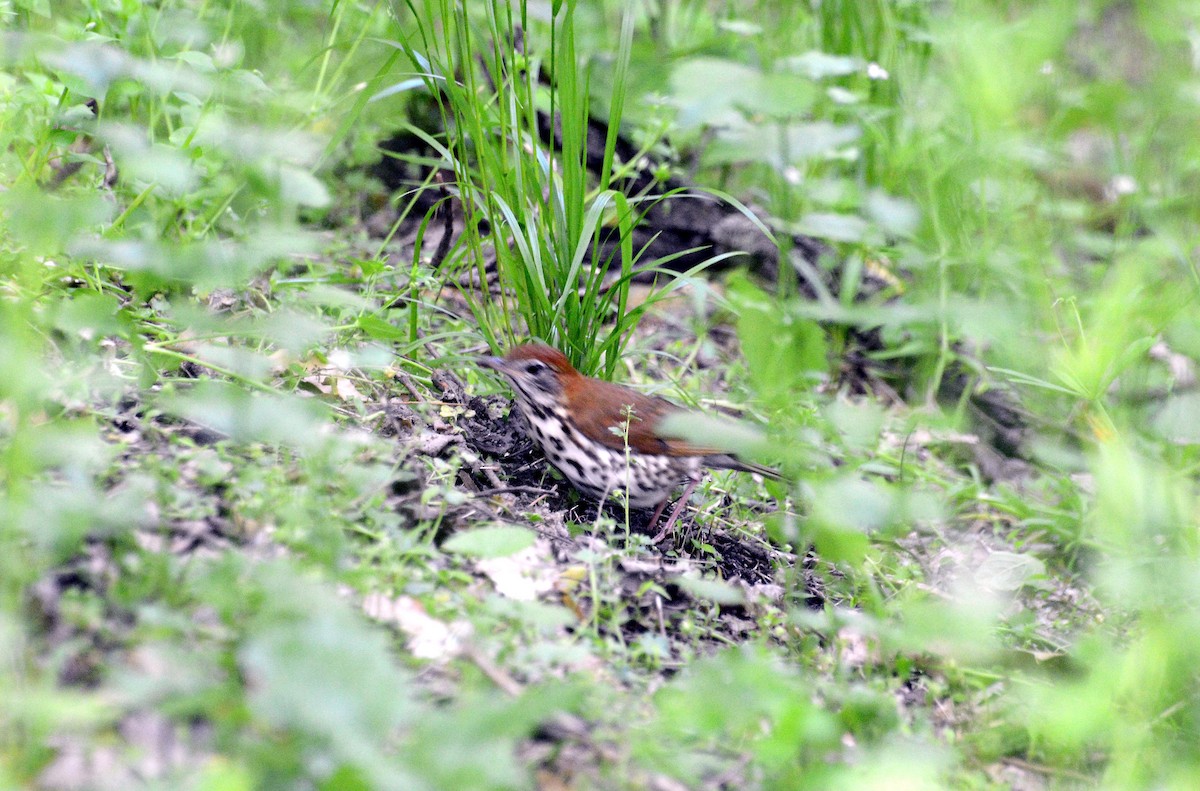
523 361 546 375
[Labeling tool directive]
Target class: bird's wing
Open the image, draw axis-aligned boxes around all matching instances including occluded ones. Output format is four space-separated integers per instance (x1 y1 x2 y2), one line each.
566 378 782 479
567 379 723 457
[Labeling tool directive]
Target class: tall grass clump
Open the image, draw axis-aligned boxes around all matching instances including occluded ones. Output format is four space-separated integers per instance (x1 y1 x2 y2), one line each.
388 0 736 377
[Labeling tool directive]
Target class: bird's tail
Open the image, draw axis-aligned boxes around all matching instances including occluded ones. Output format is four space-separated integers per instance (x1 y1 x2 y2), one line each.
707 454 782 480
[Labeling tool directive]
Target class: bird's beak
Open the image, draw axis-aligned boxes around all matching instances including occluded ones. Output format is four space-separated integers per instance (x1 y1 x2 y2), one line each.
477 355 506 373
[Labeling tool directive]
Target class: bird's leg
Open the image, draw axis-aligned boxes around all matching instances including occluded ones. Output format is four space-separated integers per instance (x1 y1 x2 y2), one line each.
596 484 612 524
646 497 670 535
650 479 699 543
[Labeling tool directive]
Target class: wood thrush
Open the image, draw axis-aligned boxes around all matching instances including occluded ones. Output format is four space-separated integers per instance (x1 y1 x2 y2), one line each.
479 343 780 540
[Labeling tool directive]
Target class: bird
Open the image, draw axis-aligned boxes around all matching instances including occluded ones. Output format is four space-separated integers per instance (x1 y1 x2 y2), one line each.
478 342 780 541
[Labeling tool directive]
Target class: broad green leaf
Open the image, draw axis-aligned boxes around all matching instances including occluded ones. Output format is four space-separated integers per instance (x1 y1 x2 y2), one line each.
278 164 331 208
709 121 860 169
728 273 827 409
238 562 418 790
443 525 537 558
794 212 870 243
357 314 407 341
1153 393 1200 445
45 291 128 340
783 51 861 79
975 551 1047 592
72 227 316 290
3 188 112 255
674 575 747 606
669 58 763 129
865 190 920 237
157 380 331 451
824 398 885 451
658 411 769 459
736 73 819 119
99 123 199 196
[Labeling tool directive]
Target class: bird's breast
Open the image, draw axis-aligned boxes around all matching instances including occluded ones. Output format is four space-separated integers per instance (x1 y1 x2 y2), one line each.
516 403 697 508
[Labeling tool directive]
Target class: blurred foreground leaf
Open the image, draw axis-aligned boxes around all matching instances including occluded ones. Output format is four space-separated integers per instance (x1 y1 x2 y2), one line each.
158 380 330 451
443 526 537 559
235 562 420 790
727 273 828 410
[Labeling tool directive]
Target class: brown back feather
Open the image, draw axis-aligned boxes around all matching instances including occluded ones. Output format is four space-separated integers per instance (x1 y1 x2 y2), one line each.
562 376 726 458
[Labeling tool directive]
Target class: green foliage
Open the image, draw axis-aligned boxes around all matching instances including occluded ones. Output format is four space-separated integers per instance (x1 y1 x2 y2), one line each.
442 525 537 558
386 0 750 377
726 271 828 411
384 0 631 374
638 645 839 783
3 0 1200 789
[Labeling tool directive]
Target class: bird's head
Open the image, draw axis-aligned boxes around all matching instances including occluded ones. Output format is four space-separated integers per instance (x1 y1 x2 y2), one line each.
478 343 579 411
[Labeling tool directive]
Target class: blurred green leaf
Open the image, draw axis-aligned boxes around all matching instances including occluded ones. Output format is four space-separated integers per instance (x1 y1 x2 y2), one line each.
823 398 885 451
2 188 112 255
738 73 819 119
865 190 920 237
158 380 331 450
278 165 331 208
357 315 408 342
728 273 827 409
1152 393 1200 445
100 122 200 196
808 476 897 562
674 574 746 606
16 477 151 562
398 683 583 789
38 39 212 97
782 51 860 79
717 19 762 36
238 562 419 790
193 344 278 380
658 411 770 459
709 121 861 169
668 58 763 129
443 526 537 558
645 645 838 779
812 476 894 532
195 760 256 791
44 291 128 341
975 551 1046 592
794 211 870 243
164 304 330 352
888 592 1002 664
837 684 902 741
71 229 316 290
